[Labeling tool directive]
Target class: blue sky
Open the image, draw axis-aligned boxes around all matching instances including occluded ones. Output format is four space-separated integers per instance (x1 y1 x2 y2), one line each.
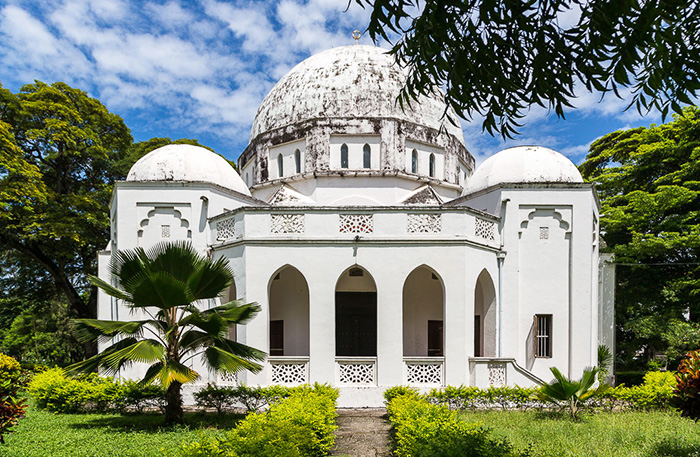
0 0 663 167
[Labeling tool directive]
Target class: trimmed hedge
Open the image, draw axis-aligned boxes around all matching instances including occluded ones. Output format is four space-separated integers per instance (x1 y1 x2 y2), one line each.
193 383 293 413
181 384 339 457
386 392 528 457
597 371 676 410
428 385 543 410
27 368 165 413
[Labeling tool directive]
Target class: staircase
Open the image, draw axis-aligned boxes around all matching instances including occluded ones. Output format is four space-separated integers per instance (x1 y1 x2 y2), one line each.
331 408 392 457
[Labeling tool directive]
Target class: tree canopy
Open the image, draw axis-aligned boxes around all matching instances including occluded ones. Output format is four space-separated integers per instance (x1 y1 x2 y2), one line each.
580 106 700 366
356 0 700 137
0 81 217 364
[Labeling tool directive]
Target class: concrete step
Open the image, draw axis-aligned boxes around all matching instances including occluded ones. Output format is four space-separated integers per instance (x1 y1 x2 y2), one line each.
331 408 392 457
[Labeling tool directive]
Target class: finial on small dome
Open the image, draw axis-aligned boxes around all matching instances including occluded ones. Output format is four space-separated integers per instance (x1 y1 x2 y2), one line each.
352 30 361 44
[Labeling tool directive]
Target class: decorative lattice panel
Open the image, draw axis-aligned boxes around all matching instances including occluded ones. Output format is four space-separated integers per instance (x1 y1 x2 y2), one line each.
218 371 237 384
216 218 236 241
540 227 549 240
406 363 443 384
270 362 307 384
339 214 374 233
475 218 496 241
407 214 442 233
270 214 305 234
488 363 506 387
338 362 375 384
161 225 171 238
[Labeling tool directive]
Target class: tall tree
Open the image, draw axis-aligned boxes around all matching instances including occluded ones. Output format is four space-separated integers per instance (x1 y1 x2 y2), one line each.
0 81 133 319
68 242 264 425
356 0 700 137
580 107 700 367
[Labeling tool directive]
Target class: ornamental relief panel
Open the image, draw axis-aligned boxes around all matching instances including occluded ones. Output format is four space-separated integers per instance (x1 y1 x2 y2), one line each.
270 214 305 234
339 214 373 233
407 213 442 233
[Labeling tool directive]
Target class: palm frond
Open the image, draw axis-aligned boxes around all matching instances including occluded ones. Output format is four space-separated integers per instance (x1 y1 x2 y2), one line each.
186 256 233 300
129 271 191 309
207 301 261 326
71 318 151 343
88 275 132 302
217 338 266 362
203 346 264 375
156 361 200 387
100 339 165 370
65 337 139 375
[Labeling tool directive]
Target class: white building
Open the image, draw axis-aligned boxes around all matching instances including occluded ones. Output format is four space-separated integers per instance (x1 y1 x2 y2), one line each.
98 45 615 407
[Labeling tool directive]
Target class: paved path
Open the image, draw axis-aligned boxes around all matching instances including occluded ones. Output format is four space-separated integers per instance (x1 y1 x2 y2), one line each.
331 408 392 457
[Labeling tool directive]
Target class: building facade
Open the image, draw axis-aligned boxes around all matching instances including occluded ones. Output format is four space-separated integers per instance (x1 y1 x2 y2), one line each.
98 45 615 407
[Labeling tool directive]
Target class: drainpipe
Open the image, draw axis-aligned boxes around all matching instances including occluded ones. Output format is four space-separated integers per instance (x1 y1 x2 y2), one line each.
497 198 510 358
496 251 506 357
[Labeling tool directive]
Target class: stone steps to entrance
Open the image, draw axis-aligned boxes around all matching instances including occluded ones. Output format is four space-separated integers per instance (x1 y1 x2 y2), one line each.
331 408 392 457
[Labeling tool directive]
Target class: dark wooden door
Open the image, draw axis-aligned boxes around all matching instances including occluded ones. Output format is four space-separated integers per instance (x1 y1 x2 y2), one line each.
428 320 444 356
335 292 377 356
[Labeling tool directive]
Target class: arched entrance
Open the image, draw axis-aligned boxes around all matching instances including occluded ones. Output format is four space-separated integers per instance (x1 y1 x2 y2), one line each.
474 269 497 357
403 266 444 357
335 265 377 356
268 266 310 356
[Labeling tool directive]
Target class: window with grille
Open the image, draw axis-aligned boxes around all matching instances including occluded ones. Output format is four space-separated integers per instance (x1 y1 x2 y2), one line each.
340 144 349 168
429 153 435 177
277 153 284 177
363 144 371 169
534 314 552 358
411 149 418 173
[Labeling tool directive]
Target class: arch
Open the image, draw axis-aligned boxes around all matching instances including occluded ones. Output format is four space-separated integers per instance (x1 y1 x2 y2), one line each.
363 143 371 169
411 149 418 173
335 265 377 356
403 265 445 357
474 269 497 357
268 265 310 356
429 153 435 177
277 153 284 178
294 149 301 174
340 143 349 168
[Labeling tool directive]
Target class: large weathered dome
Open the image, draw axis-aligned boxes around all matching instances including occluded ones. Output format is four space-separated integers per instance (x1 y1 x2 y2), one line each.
250 45 464 144
126 144 251 196
466 146 584 193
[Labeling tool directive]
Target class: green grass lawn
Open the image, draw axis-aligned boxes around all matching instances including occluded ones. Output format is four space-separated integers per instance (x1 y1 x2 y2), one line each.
460 410 700 457
0 407 244 457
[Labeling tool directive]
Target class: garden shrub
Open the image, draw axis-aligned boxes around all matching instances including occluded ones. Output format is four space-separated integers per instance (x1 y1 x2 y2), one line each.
599 371 675 410
121 380 166 413
193 383 238 413
27 369 166 413
428 385 542 410
181 384 339 457
0 353 26 443
671 350 700 420
386 392 527 457
383 385 419 403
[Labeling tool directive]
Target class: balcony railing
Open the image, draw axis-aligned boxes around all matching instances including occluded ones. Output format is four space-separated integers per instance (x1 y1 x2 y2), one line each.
403 357 444 386
335 357 377 385
268 356 309 385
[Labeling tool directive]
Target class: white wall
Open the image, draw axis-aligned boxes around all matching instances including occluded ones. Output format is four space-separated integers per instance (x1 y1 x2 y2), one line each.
269 266 310 356
268 139 306 179
329 135 381 170
405 139 445 179
402 266 444 356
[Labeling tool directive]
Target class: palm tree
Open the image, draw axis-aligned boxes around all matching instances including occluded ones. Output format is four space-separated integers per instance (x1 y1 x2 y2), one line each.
536 366 601 420
67 241 265 424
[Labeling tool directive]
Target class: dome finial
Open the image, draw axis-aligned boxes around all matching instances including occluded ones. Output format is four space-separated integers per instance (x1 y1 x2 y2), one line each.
352 30 361 44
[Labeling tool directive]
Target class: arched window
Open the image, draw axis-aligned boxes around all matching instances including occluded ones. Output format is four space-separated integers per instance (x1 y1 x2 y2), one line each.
340 143 349 168
429 153 435 177
363 144 371 169
294 149 301 174
411 149 418 173
277 153 284 177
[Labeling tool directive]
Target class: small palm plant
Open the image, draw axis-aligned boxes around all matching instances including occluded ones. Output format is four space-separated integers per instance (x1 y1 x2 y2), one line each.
536 366 601 420
67 241 265 424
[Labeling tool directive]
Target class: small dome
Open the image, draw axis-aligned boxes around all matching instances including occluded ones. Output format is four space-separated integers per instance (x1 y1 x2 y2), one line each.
466 146 583 193
126 144 251 196
251 45 464 144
